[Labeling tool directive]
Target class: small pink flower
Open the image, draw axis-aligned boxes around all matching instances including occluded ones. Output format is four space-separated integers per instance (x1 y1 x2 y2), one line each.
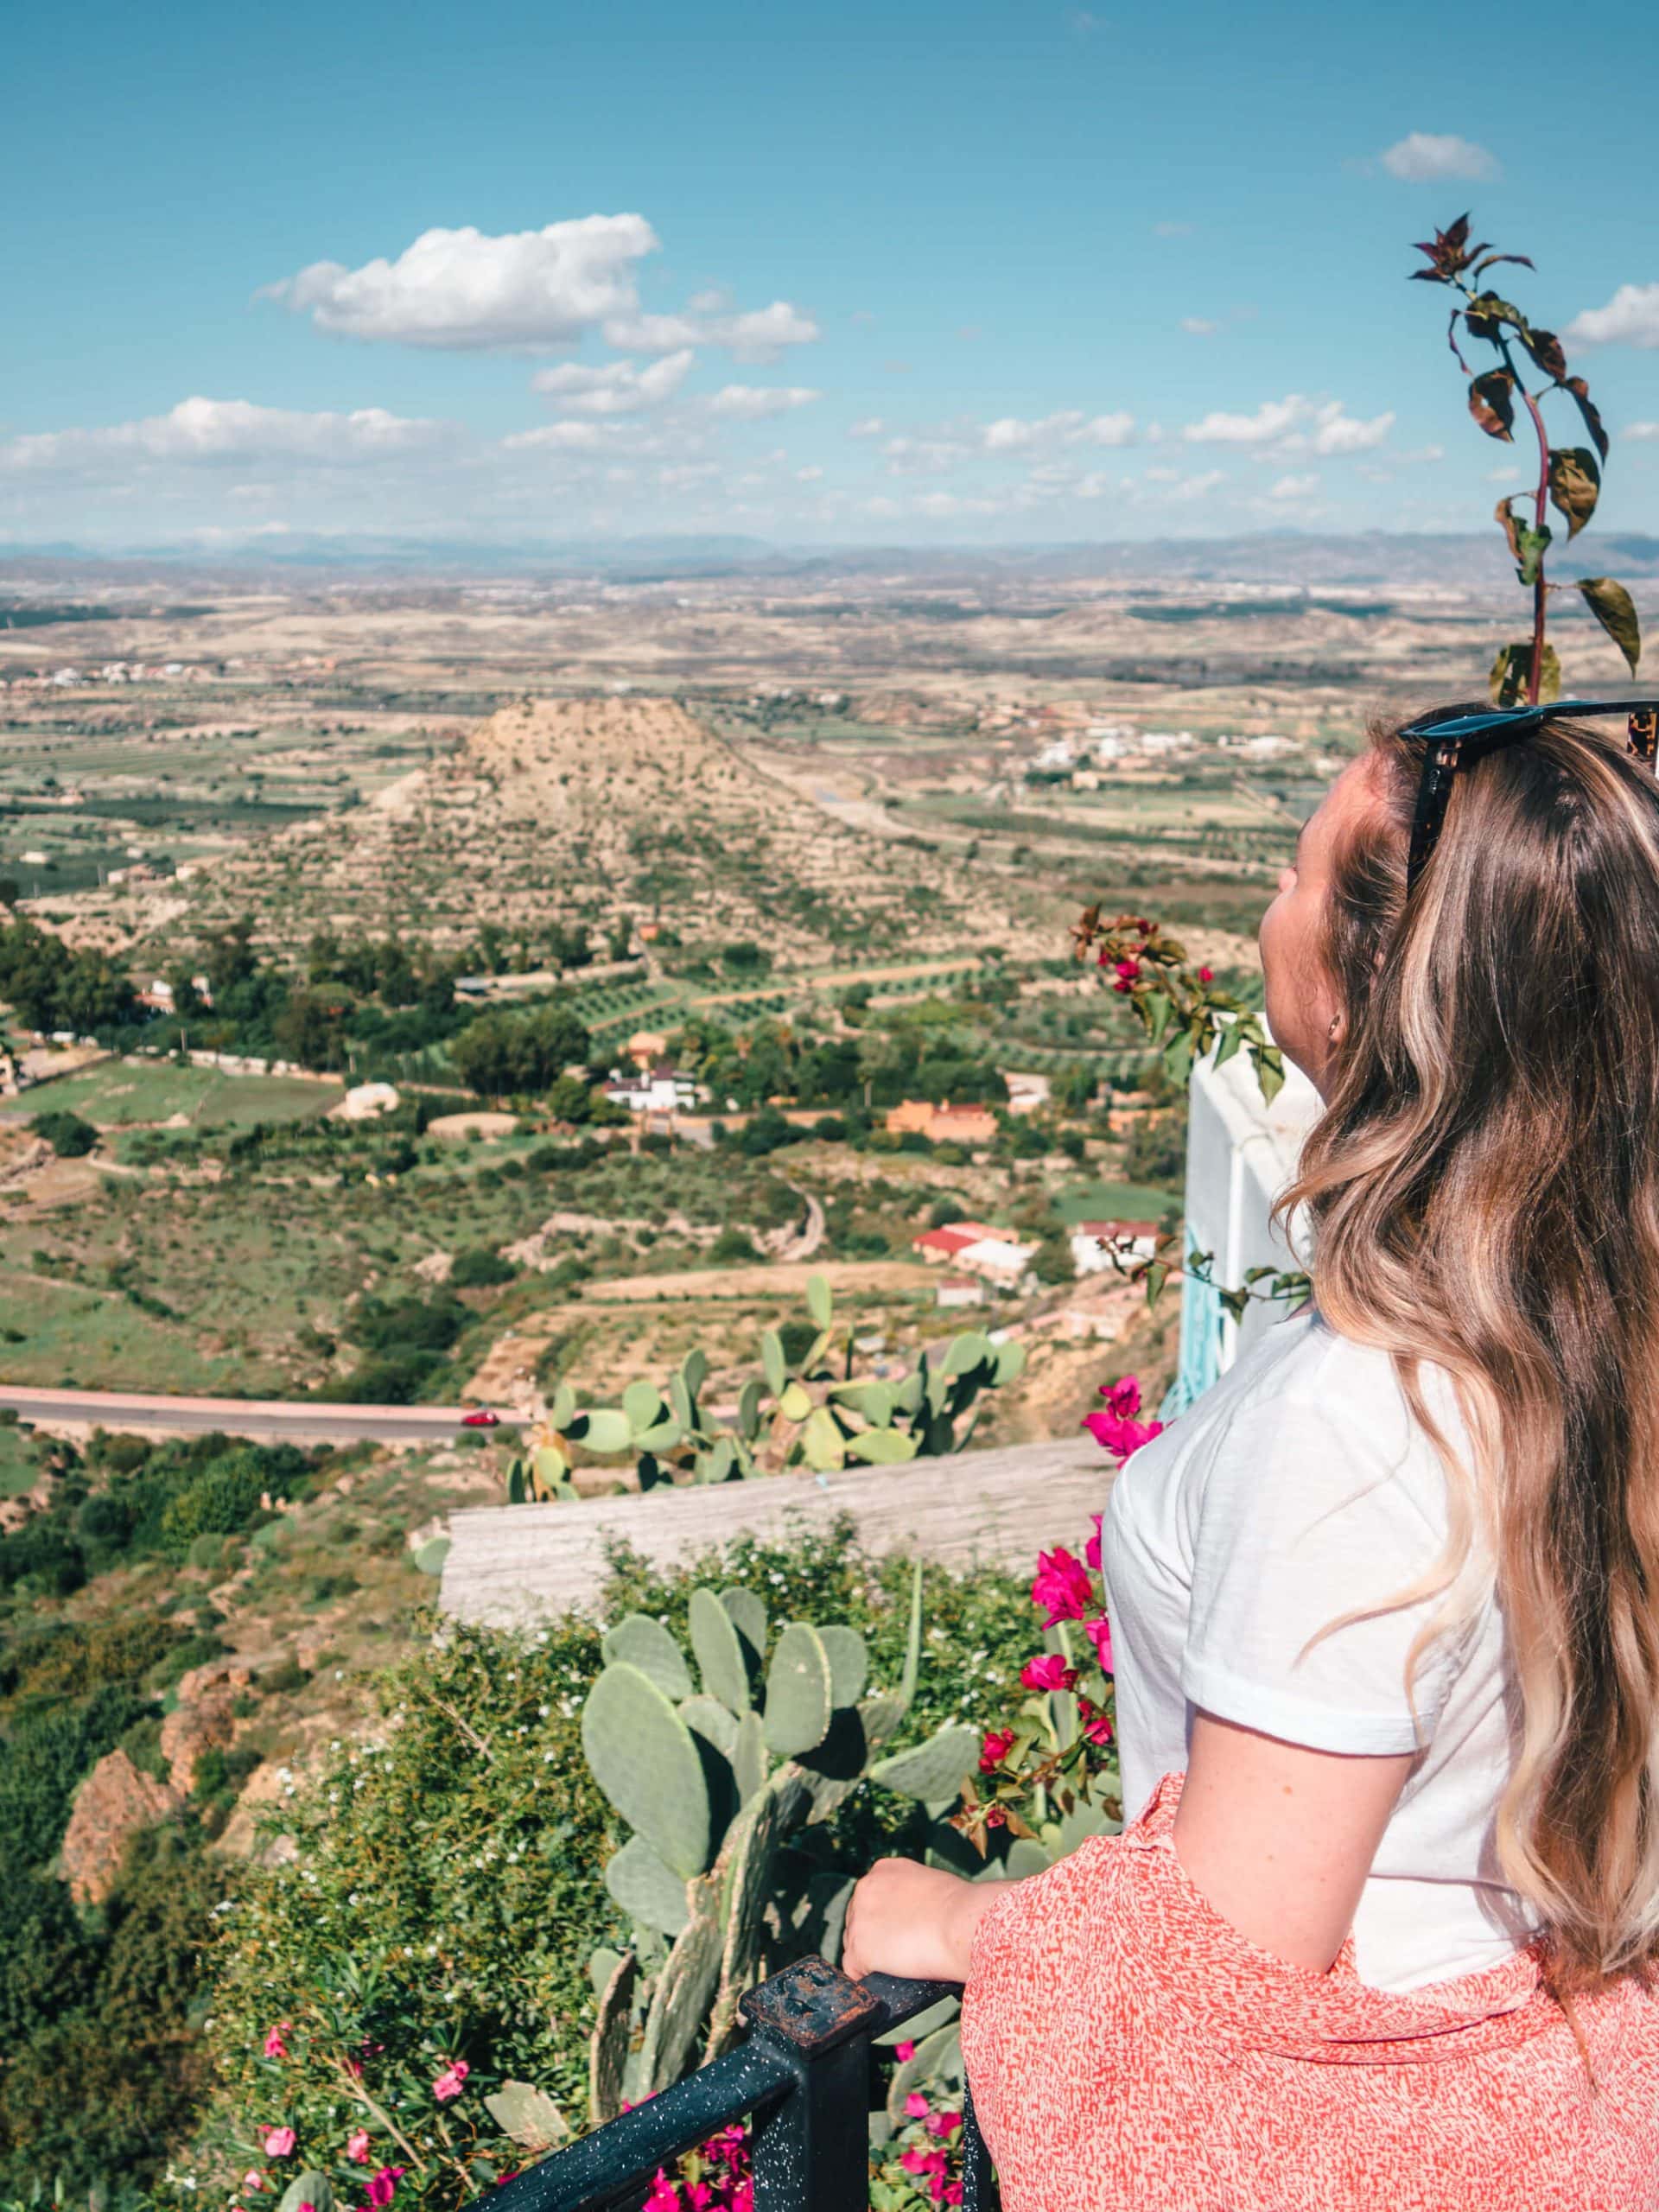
944 2187 964 2207
243 2176 264 2194
431 2059 470 2103
263 2022 291 2060
1077 1700 1115 1746
365 2169 405 2210
925 2110 962 2138
893 2040 915 2061
299 2201 315 2212
1020 1653 1077 1693
644 2174 682 2212
977 1726 1015 1774
1084 1615 1114 1672
346 2130 372 2165
985 1804 1007 1829
899 2150 931 2175
905 2092 931 2120
1198 965 1214 984
262 2128 296 2160
1111 958 1141 995
1031 1546 1093 1625
1083 1377 1164 1464
688 2185 714 2210
1084 1509 1103 1571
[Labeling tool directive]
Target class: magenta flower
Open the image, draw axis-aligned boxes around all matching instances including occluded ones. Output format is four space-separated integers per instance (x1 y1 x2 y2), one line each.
1031 1547 1093 1624
262 2128 296 2160
1084 1509 1103 1571
1083 1377 1164 1464
346 2130 372 2165
926 2109 963 2139
894 2039 915 2062
644 2174 682 2212
1111 959 1141 995
1020 1653 1077 1693
905 2091 931 2120
977 1726 1015 1774
243 2174 264 2193
1084 1615 1114 1673
1198 964 1214 984
365 2168 405 2210
431 2059 470 2103
1077 1700 1115 1746
263 2023 291 2060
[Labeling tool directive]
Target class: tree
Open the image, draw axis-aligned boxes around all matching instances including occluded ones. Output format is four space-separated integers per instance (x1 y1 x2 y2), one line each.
450 1003 592 1097
32 1110 97 1158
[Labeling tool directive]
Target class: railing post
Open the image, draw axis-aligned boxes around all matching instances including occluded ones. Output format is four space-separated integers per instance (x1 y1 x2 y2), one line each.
739 1958 885 2212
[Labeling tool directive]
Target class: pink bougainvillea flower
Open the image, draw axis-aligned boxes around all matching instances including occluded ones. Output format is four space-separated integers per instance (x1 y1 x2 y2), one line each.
978 1726 1015 1774
899 2150 932 2176
262 2128 296 2160
346 2131 372 2165
243 2174 264 2193
894 2039 915 2062
431 2060 470 2102
263 2023 291 2060
944 2186 965 2207
1031 1547 1093 1624
1111 959 1141 995
1077 1700 1115 1746
985 1804 1007 1829
365 2168 405 2210
1198 965 1214 984
905 2091 931 2120
1084 1615 1114 1673
299 2200 315 2211
1020 1653 1077 1693
687 2183 714 2209
926 2110 963 2139
643 2172 681 2212
1084 1378 1165 1465
1084 1510 1103 1571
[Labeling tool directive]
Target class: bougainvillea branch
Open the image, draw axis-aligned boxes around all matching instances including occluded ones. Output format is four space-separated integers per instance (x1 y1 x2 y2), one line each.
1071 907 1284 1104
1410 212 1642 704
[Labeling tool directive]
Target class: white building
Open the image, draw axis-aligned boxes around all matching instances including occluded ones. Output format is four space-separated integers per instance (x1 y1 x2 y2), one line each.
953 1234 1038 1289
1165 1033 1321 1414
604 1065 701 1115
1071 1219 1161 1276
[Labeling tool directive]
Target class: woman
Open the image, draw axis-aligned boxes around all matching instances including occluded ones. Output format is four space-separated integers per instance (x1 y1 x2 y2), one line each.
843 701 1659 2209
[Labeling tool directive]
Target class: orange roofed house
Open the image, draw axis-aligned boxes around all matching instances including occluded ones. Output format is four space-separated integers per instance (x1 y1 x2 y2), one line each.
885 1098 1000 1146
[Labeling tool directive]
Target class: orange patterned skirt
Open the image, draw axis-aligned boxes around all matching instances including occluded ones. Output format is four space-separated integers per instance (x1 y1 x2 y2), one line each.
961 1774 1659 2210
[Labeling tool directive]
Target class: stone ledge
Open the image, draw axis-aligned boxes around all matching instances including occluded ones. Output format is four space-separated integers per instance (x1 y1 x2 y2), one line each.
439 1434 1107 1627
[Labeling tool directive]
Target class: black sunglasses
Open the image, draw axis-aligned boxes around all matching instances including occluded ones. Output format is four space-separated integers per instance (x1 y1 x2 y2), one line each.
1402 699 1659 894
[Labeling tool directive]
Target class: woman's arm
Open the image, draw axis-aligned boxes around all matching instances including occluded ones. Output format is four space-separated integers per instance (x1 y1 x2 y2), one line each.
840 1713 1414 1985
1172 1711 1414 1970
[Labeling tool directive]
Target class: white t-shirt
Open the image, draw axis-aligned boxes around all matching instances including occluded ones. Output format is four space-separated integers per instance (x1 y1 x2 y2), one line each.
1101 1305 1537 1992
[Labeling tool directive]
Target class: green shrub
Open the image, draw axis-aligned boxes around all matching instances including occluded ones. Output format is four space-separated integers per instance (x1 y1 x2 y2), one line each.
449 1247 516 1289
709 1227 759 1263
31 1109 98 1158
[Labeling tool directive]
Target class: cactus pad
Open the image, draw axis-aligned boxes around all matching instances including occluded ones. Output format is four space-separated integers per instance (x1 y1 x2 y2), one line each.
679 1690 741 1759
719 1586 767 1664
689 1586 751 1713
732 1709 768 1803
763 1623 833 1756
817 1624 868 1708
604 1833 693 1936
601 1613 695 1699
582 1662 710 1878
870 1723 981 1802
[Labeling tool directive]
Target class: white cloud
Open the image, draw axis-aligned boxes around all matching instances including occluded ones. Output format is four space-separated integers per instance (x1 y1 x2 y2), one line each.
605 300 820 361
1626 421 1659 441
1266 473 1319 501
262 217 660 352
795 466 824 482
1183 396 1306 446
880 435 971 477
1379 132 1499 183
849 417 887 438
1181 394 1391 455
502 420 609 452
530 350 695 414
1565 283 1659 350
980 410 1136 452
1181 318 1219 337
2 395 449 474
706 385 821 419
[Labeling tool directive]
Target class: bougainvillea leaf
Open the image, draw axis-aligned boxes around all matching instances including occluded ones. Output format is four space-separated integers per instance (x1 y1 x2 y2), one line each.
1577 578 1642 675
1548 446 1601 537
1468 369 1515 441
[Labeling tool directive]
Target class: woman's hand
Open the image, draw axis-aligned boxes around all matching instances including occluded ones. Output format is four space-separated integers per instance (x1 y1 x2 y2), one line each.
842 1858 1013 1985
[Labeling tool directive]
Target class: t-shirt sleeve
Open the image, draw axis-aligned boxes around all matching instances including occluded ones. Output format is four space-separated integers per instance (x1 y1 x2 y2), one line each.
1179 1392 1459 1756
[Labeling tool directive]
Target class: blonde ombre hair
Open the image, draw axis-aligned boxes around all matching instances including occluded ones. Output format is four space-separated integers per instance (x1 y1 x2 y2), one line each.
1283 704 1659 1996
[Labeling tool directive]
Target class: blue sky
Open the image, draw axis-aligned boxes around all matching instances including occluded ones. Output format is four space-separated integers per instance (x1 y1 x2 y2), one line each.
5 0 1656 547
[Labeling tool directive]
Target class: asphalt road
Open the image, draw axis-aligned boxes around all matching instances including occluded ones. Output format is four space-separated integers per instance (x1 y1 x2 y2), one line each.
0 1384 531 1446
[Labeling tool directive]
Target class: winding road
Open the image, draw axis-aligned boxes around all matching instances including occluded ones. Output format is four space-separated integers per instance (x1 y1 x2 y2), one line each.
0 1384 531 1446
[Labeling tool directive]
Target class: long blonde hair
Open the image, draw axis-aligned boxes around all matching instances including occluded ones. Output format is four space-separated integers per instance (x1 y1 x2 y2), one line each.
1283 704 1659 1995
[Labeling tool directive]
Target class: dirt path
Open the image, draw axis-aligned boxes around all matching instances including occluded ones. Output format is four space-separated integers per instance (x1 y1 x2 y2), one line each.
581 1257 935 1303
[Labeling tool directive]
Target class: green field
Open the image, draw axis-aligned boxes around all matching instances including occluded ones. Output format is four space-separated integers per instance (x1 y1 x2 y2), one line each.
0 1060 343 1130
1054 1179 1179 1225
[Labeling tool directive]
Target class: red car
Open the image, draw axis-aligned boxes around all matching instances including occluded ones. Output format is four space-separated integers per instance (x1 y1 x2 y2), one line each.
460 1408 500 1428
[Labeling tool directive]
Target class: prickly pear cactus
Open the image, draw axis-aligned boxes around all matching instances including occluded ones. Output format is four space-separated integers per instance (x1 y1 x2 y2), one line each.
531 1270 1027 1503
582 1561 982 2102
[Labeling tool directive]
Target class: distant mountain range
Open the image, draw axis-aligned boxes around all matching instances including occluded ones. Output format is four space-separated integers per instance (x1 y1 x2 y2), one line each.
1 530 1656 590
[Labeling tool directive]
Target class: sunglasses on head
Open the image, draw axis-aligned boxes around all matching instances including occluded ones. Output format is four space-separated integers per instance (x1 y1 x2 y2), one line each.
1402 699 1659 895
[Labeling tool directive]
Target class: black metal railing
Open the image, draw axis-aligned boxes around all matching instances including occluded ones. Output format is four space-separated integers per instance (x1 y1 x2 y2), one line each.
475 1957 999 2212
